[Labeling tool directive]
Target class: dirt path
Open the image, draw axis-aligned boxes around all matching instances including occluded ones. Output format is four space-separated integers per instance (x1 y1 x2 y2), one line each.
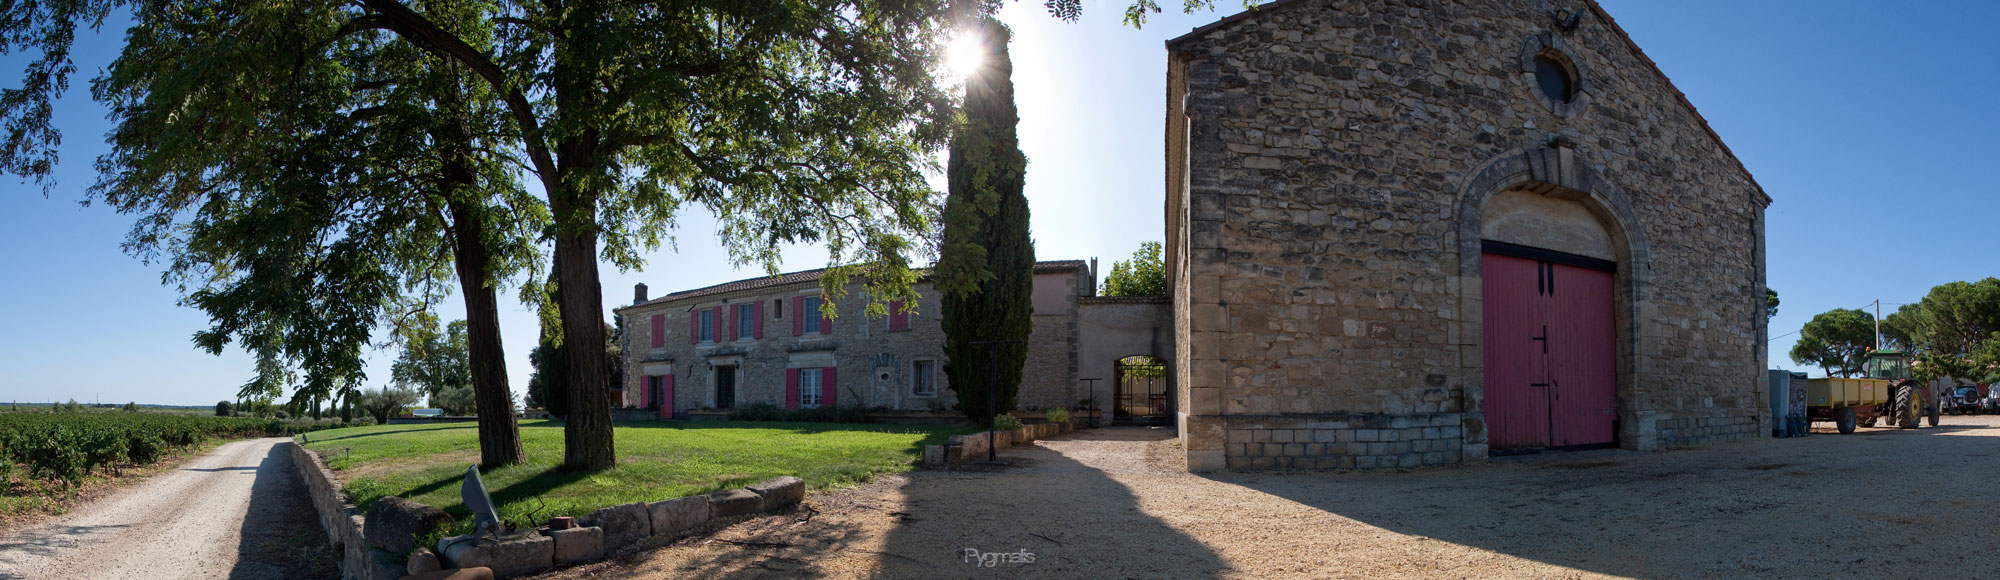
0 437 336 580
534 417 2000 579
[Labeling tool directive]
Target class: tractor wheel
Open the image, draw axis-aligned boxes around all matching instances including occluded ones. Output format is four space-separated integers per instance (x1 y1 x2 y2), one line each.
1893 383 1920 429
1859 416 1878 428
1836 406 1857 434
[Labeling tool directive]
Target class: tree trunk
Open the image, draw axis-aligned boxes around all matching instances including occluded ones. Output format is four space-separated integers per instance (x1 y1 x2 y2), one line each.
449 199 528 467
550 191 615 470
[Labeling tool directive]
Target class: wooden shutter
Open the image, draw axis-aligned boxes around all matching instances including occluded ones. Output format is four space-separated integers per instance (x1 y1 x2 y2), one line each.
752 301 765 339
792 296 804 336
727 304 738 341
822 367 838 409
785 369 801 409
688 309 699 345
889 301 909 331
650 314 665 348
660 375 675 419
712 306 724 341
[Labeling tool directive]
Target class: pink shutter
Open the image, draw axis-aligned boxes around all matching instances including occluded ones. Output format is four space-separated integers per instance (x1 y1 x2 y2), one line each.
889 301 909 331
727 304 738 341
819 298 832 335
650 314 665 348
688 309 699 344
785 369 800 409
752 301 765 339
822 367 838 409
640 376 652 408
712 307 724 341
660 375 675 419
792 296 804 336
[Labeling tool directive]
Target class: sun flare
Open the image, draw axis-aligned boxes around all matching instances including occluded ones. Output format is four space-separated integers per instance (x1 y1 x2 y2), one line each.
946 30 985 81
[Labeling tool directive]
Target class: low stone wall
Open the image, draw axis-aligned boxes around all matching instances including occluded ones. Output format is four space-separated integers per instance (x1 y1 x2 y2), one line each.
922 418 1082 467
292 437 809 580
1220 412 1475 470
288 441 408 580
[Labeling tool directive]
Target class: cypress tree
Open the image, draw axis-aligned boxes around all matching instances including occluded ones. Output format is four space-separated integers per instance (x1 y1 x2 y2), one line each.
936 18 1034 427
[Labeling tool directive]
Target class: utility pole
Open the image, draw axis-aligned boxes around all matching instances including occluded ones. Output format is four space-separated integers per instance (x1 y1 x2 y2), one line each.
1874 299 1883 351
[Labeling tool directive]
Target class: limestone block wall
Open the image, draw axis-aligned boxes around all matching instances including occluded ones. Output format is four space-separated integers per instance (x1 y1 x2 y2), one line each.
1166 0 1770 471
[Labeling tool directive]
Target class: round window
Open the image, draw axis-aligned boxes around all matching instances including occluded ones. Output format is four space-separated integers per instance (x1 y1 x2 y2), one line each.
1534 53 1575 103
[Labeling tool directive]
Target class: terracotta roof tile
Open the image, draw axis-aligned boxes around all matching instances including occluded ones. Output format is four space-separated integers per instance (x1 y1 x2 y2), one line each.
621 260 1089 311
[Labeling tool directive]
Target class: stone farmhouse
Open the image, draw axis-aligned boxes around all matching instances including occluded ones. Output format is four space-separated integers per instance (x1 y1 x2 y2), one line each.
1164 0 1771 470
612 260 1173 421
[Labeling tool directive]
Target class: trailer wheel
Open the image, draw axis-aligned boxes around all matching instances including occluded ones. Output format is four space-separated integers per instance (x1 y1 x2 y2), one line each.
1928 404 1940 427
1893 384 1920 429
1836 406 1857 434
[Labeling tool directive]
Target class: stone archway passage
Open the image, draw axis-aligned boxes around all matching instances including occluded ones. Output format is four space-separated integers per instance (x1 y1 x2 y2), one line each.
1481 244 1617 450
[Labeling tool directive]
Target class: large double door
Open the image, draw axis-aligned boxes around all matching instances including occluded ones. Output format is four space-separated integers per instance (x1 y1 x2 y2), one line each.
1481 250 1617 450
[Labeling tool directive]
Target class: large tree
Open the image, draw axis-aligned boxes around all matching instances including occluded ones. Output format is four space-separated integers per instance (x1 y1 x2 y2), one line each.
935 17 1033 426
1790 308 1877 378
391 318 472 406
1102 241 1166 297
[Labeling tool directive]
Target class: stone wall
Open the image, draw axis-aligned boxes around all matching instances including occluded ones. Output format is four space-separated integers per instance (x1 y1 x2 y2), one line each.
288 441 409 580
1076 297 1174 419
1166 0 1770 471
616 264 1094 415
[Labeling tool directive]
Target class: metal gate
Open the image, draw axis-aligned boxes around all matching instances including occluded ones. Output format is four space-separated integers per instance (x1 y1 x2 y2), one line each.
1481 249 1617 451
1114 356 1169 424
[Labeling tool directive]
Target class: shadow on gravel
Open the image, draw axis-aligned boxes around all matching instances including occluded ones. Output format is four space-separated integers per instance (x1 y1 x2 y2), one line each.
1201 424 2000 578
226 444 337 580
0 524 136 579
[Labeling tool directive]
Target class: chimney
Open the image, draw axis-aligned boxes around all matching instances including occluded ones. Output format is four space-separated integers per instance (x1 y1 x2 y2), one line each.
634 283 649 305
1089 257 1100 297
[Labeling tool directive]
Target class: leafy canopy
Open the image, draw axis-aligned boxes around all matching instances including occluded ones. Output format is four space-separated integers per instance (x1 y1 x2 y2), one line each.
1101 241 1166 297
1790 308 1875 378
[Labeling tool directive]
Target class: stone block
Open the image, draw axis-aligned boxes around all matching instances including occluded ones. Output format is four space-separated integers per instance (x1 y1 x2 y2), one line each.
408 547 443 576
921 445 946 466
402 568 496 580
577 502 652 553
649 495 711 538
438 532 552 579
545 526 604 566
747 476 805 512
366 496 455 554
707 488 764 518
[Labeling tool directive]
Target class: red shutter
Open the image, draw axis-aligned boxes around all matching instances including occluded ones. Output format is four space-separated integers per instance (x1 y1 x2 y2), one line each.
660 375 675 419
712 306 724 341
688 309 699 344
752 301 765 339
650 314 665 348
640 376 652 408
889 301 909 331
822 366 838 409
727 304 738 341
819 299 832 335
792 296 804 336
785 369 800 409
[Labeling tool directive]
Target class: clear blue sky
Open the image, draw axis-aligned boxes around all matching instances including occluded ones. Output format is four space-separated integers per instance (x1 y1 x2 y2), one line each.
1 1 1993 406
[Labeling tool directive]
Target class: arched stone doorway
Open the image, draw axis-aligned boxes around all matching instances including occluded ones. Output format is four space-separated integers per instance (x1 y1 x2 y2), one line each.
1458 143 1650 453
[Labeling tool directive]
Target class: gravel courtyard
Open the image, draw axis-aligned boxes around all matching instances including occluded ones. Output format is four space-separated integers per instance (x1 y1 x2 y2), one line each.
543 417 2000 579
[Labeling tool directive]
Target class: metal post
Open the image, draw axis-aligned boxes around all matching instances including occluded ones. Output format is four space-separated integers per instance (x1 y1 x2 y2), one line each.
1874 299 1882 351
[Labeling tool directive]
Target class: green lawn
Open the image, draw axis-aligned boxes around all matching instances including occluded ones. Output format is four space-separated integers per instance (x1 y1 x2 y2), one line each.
299 420 970 529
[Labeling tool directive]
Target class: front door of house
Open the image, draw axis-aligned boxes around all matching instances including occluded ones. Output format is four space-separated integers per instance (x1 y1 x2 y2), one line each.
715 365 736 409
1481 249 1617 451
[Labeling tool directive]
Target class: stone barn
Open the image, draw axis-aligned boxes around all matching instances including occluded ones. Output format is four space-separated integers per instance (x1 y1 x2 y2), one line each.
1164 0 1771 471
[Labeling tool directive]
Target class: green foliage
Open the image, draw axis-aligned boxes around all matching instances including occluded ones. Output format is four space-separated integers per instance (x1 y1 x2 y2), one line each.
120 402 138 412
525 318 618 419
993 413 1023 431
1791 308 1877 377
937 18 1034 428
1102 242 1167 297
1766 288 1779 321
358 387 424 425
1044 408 1070 424
0 411 335 486
392 319 472 408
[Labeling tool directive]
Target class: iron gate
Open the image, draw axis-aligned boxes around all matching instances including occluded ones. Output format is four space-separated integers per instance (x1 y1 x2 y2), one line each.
1115 357 1169 425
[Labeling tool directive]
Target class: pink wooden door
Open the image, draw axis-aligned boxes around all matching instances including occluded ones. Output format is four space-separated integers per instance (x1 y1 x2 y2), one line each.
1548 263 1616 447
1481 254 1550 450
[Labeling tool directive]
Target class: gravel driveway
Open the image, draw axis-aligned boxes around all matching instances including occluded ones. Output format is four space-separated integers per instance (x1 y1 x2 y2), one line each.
0 437 336 580
540 417 2000 579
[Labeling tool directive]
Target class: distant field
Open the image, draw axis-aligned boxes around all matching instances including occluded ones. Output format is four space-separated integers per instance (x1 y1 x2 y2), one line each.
299 420 973 530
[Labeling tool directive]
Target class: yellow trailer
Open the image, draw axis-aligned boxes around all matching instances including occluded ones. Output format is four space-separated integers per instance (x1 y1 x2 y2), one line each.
1806 377 1891 408
1803 350 1937 434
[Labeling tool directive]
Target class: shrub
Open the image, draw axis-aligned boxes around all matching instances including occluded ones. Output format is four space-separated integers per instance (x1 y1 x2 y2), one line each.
993 414 1023 431
24 429 85 483
728 402 788 421
215 401 233 417
1044 408 1070 424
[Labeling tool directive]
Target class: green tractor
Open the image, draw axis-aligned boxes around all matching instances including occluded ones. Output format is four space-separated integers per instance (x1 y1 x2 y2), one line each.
1861 349 1939 429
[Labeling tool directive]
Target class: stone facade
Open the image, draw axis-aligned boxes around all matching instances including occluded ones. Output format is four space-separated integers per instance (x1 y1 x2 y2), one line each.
1165 0 1771 471
612 261 1096 416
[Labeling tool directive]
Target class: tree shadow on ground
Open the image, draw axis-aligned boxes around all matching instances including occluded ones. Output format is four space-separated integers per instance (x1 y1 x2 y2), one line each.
0 523 134 579
621 427 1228 579
226 444 337 580
1198 422 2000 578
